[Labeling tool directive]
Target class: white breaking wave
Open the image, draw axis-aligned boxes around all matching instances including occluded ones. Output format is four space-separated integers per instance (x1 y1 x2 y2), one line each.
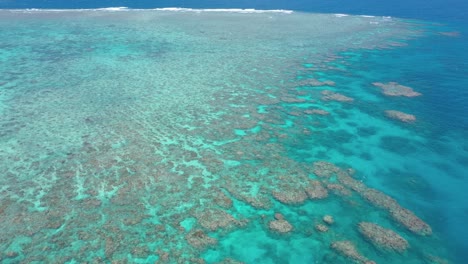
96 7 129 11
152 8 293 14
335 13 392 20
6 7 293 14
4 8 392 19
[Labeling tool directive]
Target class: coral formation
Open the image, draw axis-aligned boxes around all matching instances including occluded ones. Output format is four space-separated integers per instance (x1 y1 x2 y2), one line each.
360 188 432 235
305 180 329 199
304 109 330 115
297 78 336 87
331 240 375 264
321 90 354 102
323 215 334 225
274 213 285 220
358 222 409 252
326 183 352 196
439 31 461 37
389 207 432 235
280 96 306 103
315 224 329 232
336 171 367 192
216 258 245 264
195 209 241 231
373 82 421 97
316 161 433 236
385 110 416 123
186 229 218 249
361 188 399 210
272 188 308 204
214 189 234 209
312 161 341 178
269 217 293 233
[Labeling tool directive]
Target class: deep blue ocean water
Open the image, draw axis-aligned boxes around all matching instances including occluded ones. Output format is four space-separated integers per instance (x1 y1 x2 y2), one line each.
1 1 467 263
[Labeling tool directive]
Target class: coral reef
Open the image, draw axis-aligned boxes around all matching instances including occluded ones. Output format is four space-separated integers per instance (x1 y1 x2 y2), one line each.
213 189 233 209
195 209 241 231
274 213 285 220
304 109 330 115
305 180 329 199
385 110 416 123
186 229 218 249
280 96 306 103
358 222 409 252
389 207 432 235
0 10 451 263
315 224 329 232
321 90 354 102
269 217 293 233
272 188 308 204
317 161 433 236
373 82 421 97
361 188 432 235
361 188 399 210
297 78 336 87
216 258 245 264
336 171 367 192
438 31 460 37
323 215 334 225
331 240 375 264
224 182 272 209
424 254 452 264
326 183 352 196
312 161 341 178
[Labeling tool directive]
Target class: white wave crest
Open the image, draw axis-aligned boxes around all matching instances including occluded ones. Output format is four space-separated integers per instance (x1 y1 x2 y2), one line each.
6 7 293 14
95 7 129 11
152 8 293 14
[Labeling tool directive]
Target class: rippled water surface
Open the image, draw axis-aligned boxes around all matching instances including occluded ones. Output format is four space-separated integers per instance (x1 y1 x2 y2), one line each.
0 9 467 264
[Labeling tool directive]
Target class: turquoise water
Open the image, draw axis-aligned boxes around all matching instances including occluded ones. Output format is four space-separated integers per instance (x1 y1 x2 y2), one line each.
0 9 467 263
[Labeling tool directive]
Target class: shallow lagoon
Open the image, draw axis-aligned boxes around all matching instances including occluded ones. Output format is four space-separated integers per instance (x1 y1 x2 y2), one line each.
0 9 467 263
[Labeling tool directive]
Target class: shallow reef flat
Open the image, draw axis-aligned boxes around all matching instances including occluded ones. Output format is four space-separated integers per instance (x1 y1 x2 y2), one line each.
0 9 464 263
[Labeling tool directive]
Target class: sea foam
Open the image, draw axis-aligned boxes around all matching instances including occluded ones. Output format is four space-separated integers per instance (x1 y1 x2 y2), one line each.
6 7 293 14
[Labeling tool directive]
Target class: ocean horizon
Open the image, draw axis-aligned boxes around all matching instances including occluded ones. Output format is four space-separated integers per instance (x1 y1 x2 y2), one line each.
0 1 467 263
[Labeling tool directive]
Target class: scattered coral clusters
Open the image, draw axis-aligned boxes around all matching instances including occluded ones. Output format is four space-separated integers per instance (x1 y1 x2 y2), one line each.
360 188 432 235
304 108 330 115
331 240 376 264
373 82 422 97
323 215 334 225
271 173 331 205
305 180 329 199
297 78 336 87
194 209 244 231
312 161 342 178
315 215 333 232
438 31 461 37
311 161 432 236
269 214 293 233
272 185 308 204
389 207 432 236
224 180 272 209
321 90 355 102
385 110 416 123
358 222 409 253
186 229 218 249
315 224 329 232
